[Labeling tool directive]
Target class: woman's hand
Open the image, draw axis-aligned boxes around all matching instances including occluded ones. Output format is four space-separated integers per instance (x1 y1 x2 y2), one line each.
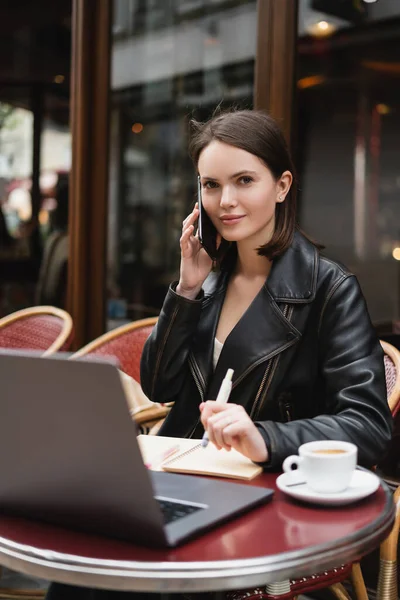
176 204 214 300
200 401 269 463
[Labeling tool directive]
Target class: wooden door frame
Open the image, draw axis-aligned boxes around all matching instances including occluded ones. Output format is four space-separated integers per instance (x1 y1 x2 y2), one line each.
68 0 112 348
255 0 298 145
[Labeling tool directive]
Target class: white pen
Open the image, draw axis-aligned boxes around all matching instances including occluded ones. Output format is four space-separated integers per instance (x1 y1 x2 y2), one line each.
201 368 234 448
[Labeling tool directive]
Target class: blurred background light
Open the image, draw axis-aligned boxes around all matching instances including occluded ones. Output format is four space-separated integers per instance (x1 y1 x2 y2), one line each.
375 103 391 115
308 20 337 37
131 122 143 134
298 75 326 89
392 248 400 261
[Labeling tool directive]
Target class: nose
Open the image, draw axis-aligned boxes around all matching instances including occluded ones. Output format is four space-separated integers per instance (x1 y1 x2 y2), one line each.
220 185 237 208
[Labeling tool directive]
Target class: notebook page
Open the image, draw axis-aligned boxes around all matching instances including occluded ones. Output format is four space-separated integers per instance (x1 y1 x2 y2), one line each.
162 440 262 480
137 435 262 479
137 435 199 471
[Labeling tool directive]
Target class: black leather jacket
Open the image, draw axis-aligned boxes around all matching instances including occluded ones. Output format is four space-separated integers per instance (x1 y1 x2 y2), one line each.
141 231 392 469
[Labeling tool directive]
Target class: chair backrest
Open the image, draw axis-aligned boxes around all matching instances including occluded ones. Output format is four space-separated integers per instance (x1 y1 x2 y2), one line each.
0 306 73 356
72 317 158 382
380 340 400 417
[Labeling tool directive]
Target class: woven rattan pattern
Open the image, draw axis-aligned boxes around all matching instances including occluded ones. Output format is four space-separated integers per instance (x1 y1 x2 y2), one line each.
84 325 153 382
0 315 69 351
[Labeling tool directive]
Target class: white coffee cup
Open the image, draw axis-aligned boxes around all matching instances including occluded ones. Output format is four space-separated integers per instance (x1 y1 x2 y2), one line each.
282 440 357 493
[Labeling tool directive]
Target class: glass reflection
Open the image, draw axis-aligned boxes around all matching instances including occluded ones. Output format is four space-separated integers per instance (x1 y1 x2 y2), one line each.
0 2 71 316
108 0 256 325
297 0 400 324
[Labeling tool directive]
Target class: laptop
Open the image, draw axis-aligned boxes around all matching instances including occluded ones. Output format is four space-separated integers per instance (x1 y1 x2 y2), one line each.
0 353 274 547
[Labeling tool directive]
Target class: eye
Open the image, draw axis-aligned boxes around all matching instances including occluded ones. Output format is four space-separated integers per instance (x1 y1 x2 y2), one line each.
239 176 253 185
203 180 219 189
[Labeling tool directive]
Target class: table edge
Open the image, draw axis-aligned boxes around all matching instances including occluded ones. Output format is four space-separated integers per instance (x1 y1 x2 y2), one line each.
0 482 395 593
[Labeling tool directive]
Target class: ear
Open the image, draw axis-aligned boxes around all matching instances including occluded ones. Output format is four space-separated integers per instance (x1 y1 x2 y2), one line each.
276 171 293 203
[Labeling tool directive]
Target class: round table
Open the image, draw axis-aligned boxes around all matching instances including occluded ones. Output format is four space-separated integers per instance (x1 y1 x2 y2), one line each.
0 473 394 594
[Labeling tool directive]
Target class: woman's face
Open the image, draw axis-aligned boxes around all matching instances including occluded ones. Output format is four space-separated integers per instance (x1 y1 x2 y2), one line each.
198 141 292 248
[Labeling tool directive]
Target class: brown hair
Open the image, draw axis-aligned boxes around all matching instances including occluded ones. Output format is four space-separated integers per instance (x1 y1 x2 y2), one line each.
189 109 297 260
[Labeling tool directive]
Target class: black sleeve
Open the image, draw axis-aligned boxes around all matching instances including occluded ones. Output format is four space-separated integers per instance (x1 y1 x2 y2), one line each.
255 275 393 470
140 283 203 404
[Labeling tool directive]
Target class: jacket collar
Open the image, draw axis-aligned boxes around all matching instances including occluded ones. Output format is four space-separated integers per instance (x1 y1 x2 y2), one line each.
203 230 318 304
267 230 318 303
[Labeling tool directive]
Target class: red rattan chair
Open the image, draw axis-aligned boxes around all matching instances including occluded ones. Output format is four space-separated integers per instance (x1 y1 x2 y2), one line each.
0 306 73 355
72 317 157 381
381 340 400 418
72 317 170 431
225 340 400 600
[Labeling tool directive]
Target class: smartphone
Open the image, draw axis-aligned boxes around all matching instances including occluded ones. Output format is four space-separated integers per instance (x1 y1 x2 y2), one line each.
197 177 229 261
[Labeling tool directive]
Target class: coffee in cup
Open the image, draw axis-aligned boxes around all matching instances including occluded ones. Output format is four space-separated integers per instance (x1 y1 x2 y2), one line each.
312 449 347 455
282 441 357 493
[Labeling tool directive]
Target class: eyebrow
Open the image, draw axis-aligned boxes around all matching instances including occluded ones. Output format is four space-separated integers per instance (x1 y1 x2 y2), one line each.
201 170 258 181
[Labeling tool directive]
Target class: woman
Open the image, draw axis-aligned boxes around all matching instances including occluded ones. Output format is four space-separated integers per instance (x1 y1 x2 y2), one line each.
141 109 391 469
46 110 391 600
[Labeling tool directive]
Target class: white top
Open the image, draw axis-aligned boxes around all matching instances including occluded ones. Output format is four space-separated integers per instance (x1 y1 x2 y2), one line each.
213 337 224 370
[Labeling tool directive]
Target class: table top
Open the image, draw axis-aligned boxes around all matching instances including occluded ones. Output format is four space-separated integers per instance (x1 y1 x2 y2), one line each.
0 473 394 593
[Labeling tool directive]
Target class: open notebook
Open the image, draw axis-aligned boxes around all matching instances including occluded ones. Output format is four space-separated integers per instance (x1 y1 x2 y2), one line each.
137 435 262 481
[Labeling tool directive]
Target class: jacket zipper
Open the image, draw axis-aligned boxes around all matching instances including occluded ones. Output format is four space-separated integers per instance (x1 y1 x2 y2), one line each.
278 394 293 422
187 354 206 438
249 359 274 420
188 353 205 401
284 403 292 422
250 354 280 420
250 304 293 420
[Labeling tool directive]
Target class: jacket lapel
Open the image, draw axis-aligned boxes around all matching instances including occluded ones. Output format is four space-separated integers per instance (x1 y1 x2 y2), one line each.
189 231 319 399
208 286 300 398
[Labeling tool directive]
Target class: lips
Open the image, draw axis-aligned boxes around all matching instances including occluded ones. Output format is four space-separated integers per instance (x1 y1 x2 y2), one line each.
220 215 245 225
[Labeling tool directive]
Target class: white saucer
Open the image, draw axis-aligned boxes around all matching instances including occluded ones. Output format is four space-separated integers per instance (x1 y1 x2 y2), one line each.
276 469 380 506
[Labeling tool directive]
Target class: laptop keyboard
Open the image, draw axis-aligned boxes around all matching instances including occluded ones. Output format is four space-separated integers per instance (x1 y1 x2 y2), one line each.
156 498 203 524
